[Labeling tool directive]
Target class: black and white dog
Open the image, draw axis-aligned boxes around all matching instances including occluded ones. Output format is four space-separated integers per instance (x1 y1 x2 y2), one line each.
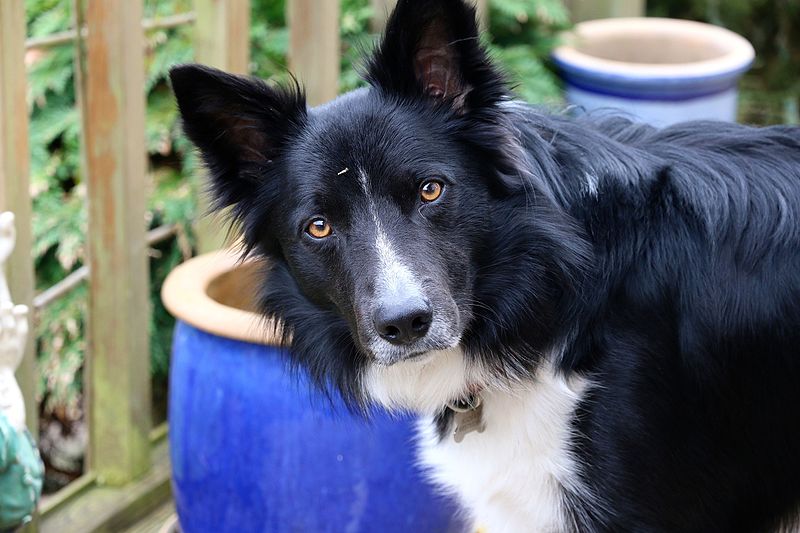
170 0 800 530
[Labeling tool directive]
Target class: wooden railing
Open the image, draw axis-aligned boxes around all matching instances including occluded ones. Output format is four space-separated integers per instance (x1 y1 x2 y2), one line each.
0 0 641 530
0 1 257 530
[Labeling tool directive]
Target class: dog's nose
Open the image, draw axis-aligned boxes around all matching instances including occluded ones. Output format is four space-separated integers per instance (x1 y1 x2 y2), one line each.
374 299 432 345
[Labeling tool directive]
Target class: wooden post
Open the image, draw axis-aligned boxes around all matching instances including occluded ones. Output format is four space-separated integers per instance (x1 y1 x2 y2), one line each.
370 0 395 32
287 0 340 107
474 0 489 29
0 0 38 438
81 0 152 485
193 0 251 253
566 0 645 22
194 0 250 75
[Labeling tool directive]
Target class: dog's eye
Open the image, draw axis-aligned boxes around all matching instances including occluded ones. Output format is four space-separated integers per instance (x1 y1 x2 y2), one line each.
306 218 333 239
420 180 444 203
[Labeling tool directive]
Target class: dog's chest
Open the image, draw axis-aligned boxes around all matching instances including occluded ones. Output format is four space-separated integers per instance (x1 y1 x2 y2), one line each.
417 370 588 532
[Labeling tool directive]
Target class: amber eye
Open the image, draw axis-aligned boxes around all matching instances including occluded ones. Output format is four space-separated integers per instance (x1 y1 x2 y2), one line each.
420 180 444 203
306 218 332 239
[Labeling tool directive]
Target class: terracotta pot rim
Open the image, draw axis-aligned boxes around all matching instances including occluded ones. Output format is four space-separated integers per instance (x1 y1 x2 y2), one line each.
552 17 755 81
161 250 283 346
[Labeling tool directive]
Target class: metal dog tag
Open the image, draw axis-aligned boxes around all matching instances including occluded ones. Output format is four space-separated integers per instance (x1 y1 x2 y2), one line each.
451 397 486 443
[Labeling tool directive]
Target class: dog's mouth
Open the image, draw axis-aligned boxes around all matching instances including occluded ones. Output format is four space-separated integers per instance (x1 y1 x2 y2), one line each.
372 351 433 367
368 339 459 366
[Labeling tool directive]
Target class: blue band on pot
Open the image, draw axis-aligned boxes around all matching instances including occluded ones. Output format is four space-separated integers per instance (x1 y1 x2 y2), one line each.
559 73 740 101
552 57 752 101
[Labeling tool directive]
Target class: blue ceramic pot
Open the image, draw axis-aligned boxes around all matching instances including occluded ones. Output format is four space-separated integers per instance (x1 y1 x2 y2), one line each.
163 253 461 533
552 18 755 126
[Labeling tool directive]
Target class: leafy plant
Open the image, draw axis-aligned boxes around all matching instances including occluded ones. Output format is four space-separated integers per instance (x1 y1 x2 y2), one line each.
489 0 569 104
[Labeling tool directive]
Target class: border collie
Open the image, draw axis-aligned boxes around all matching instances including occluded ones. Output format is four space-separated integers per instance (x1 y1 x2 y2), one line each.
170 0 800 530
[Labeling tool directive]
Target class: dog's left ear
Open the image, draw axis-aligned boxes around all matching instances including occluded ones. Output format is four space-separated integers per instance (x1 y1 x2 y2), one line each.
366 0 507 113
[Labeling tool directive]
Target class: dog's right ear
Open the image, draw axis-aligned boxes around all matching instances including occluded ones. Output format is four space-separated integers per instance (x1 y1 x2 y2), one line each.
169 64 306 210
366 0 507 113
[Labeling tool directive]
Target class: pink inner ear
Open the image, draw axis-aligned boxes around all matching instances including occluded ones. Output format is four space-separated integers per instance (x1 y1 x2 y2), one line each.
227 115 270 163
414 14 467 102
415 47 460 98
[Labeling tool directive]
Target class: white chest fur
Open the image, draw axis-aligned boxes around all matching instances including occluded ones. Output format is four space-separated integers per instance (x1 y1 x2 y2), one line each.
416 366 590 533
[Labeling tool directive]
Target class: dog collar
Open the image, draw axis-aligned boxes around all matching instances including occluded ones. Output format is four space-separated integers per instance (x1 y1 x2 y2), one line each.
447 392 481 413
447 392 486 443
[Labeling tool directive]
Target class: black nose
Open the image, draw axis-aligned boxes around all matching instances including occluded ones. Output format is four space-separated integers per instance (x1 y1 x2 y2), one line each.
373 300 432 345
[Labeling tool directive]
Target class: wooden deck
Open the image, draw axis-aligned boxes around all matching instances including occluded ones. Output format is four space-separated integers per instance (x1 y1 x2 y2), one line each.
120 501 177 533
40 437 172 533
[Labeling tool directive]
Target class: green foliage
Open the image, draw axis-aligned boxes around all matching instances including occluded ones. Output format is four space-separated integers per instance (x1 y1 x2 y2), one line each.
488 0 569 105
27 0 83 421
249 0 377 92
338 0 377 92
27 0 568 434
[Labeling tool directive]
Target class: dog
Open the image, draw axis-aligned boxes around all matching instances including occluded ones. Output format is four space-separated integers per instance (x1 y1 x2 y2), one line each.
169 0 800 530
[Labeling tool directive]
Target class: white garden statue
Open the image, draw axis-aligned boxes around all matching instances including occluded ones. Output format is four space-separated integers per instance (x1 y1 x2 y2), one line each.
0 211 29 432
0 211 42 530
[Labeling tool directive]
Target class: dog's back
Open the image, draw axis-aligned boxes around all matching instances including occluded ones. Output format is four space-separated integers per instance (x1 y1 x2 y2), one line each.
539 114 800 531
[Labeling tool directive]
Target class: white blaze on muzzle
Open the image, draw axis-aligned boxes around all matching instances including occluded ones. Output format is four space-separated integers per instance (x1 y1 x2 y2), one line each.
374 224 424 302
357 168 425 302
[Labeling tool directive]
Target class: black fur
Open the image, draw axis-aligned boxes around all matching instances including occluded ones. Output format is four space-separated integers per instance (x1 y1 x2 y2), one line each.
171 0 800 530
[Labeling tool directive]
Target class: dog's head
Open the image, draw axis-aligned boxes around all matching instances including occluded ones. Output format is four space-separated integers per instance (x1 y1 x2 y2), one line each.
171 0 588 411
